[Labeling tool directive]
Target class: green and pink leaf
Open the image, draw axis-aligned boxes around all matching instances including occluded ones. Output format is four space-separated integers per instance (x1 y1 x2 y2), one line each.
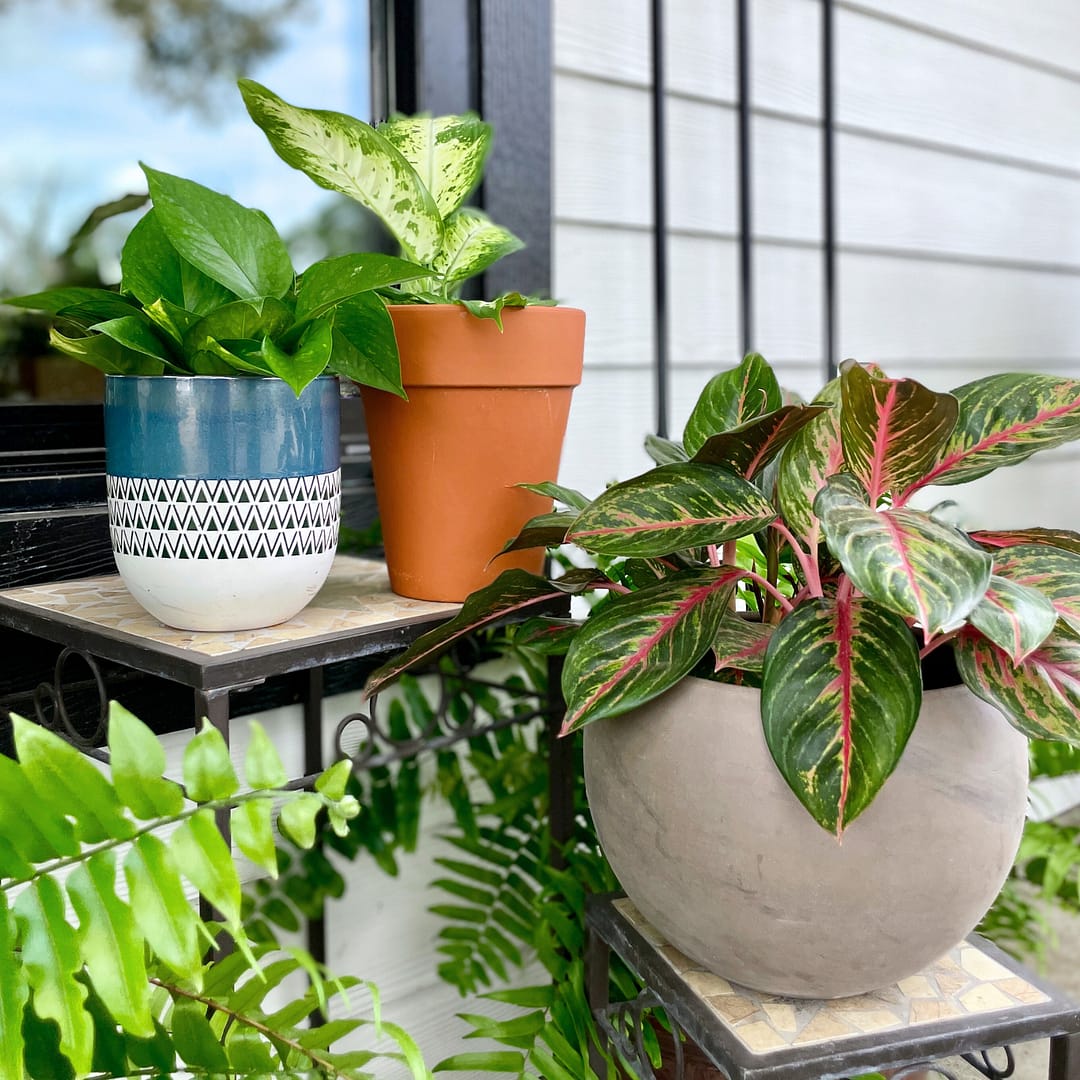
691 404 831 479
712 617 773 675
955 625 1080 744
682 353 782 456
991 544 1080 633
971 528 1080 557
968 575 1057 663
561 569 744 734
567 463 776 558
815 475 991 637
839 361 957 504
498 511 578 555
761 595 921 836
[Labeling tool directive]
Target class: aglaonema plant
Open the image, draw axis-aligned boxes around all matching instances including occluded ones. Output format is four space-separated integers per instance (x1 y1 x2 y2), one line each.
0 703 430 1080
239 80 550 326
365 354 1080 838
4 165 428 396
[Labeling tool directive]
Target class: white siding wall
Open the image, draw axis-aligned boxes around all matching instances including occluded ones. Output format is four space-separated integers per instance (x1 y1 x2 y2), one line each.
553 0 1080 530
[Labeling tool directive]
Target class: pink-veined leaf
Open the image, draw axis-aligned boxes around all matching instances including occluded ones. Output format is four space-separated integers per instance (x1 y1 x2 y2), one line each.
691 404 832 479
761 595 921 836
955 624 1080 744
776 376 844 543
515 481 591 512
968 575 1057 663
991 543 1080 633
905 373 1080 496
839 360 957 504
712 616 773 675
971 528 1080 557
682 353 782 456
561 568 744 734
497 510 577 555
816 474 992 636
567 463 775 558
362 568 606 698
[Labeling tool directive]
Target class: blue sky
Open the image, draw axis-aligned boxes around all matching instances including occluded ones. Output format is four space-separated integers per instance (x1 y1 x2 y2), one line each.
0 0 369 291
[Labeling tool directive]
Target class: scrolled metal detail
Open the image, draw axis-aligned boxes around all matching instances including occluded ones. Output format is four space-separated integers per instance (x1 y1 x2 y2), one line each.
593 988 673 1080
335 657 552 770
962 1045 1015 1080
32 647 110 751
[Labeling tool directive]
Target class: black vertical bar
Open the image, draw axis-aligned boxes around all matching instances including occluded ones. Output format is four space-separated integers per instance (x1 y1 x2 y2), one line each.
1050 1034 1080 1080
545 655 573 871
303 669 327 975
735 0 754 358
650 0 670 438
369 0 391 120
822 0 838 381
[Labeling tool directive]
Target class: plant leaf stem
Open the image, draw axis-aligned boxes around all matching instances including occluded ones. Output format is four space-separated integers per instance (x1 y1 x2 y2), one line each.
771 519 823 597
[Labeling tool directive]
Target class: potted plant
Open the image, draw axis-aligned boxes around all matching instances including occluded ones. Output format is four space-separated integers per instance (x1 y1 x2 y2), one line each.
239 81 586 603
4 167 426 631
362 353 1080 999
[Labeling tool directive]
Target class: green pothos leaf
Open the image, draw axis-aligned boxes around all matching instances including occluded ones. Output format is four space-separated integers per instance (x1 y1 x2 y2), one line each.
683 353 782 456
816 474 991 637
330 292 405 397
761 595 921 836
561 568 743 734
955 624 1080 744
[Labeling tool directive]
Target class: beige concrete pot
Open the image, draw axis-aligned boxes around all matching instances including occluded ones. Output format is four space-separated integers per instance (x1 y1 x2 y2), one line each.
583 677 1028 999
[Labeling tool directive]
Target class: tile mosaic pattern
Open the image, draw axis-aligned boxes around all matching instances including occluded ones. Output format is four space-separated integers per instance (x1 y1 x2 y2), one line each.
614 898 1049 1056
0 556 457 658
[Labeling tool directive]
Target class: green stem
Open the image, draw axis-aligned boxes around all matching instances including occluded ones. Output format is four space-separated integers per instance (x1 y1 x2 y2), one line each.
1 788 329 893
149 977 351 1080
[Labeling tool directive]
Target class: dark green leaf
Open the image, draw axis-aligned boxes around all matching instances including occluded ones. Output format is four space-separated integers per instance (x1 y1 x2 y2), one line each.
48 326 164 376
644 433 688 466
143 164 294 299
692 404 832 478
3 287 133 315
171 1003 230 1072
297 253 431 319
516 481 591 511
89 315 177 366
329 292 404 395
256 320 333 396
683 353 782 456
183 296 293 355
500 510 578 554
762 596 921 834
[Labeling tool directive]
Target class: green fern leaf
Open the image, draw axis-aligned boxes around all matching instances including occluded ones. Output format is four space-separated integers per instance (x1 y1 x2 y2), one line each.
294 1017 363 1048
0 738 77 863
21 1002 76 1080
315 758 352 801
171 1002 230 1072
245 720 288 790
0 893 28 1080
170 808 241 925
123 834 203 986
0 835 34 880
278 792 324 848
183 719 238 802
232 798 279 878
123 1015 176 1073
225 957 298 1014
434 1050 525 1072
66 851 153 1037
380 1019 432 1079
78 974 131 1078
107 702 184 818
12 716 132 845
225 1028 278 1072
14 877 93 1075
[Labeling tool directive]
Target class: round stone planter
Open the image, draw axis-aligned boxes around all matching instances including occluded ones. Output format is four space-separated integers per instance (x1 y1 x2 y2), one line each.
105 375 340 631
583 677 1028 999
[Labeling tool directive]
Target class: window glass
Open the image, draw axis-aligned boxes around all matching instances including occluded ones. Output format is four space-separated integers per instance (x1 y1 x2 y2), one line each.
0 0 372 402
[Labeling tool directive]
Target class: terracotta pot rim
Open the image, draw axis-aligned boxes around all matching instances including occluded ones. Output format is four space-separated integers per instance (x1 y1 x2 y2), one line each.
385 302 583 317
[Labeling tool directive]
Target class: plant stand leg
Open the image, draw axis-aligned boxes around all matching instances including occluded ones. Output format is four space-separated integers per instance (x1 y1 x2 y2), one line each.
587 926 612 1075
1051 1034 1080 1080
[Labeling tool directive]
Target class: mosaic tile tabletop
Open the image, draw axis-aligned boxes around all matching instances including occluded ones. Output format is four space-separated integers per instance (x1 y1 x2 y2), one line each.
0 556 458 658
614 898 1050 1056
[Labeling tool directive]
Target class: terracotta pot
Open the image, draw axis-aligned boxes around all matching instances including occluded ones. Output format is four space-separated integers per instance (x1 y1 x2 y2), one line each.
583 677 1028 999
361 305 585 601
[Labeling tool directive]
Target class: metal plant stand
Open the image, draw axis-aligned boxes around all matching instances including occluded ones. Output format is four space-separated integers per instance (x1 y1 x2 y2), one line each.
586 894 1080 1080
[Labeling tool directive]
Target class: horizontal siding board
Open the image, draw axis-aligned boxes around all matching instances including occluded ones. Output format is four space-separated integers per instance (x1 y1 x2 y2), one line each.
845 0 1080 77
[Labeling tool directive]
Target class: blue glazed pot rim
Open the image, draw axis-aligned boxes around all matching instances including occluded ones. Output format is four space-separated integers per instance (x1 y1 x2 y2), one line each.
104 374 339 384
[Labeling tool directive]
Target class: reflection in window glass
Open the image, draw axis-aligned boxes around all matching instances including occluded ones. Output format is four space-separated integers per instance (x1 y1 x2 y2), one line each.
0 0 372 401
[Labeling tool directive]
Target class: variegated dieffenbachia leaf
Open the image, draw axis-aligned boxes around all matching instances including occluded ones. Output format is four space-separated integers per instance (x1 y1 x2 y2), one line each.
712 616 773 674
363 568 606 697
991 543 1080 633
561 569 743 733
955 624 1080 744
907 373 1080 495
761 594 921 836
430 208 523 295
567 463 776 558
239 79 443 265
683 353 782 456
691 404 831 479
815 474 992 636
776 376 844 543
968 575 1057 663
971 528 1080 557
839 360 957 503
377 113 491 217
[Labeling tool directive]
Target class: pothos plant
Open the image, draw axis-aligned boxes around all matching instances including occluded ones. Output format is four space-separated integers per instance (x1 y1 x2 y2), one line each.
0 703 430 1080
4 165 427 396
239 80 549 326
366 353 1080 838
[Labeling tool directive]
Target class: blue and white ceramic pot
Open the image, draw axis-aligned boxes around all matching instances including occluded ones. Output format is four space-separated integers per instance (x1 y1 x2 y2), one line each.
104 375 341 631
